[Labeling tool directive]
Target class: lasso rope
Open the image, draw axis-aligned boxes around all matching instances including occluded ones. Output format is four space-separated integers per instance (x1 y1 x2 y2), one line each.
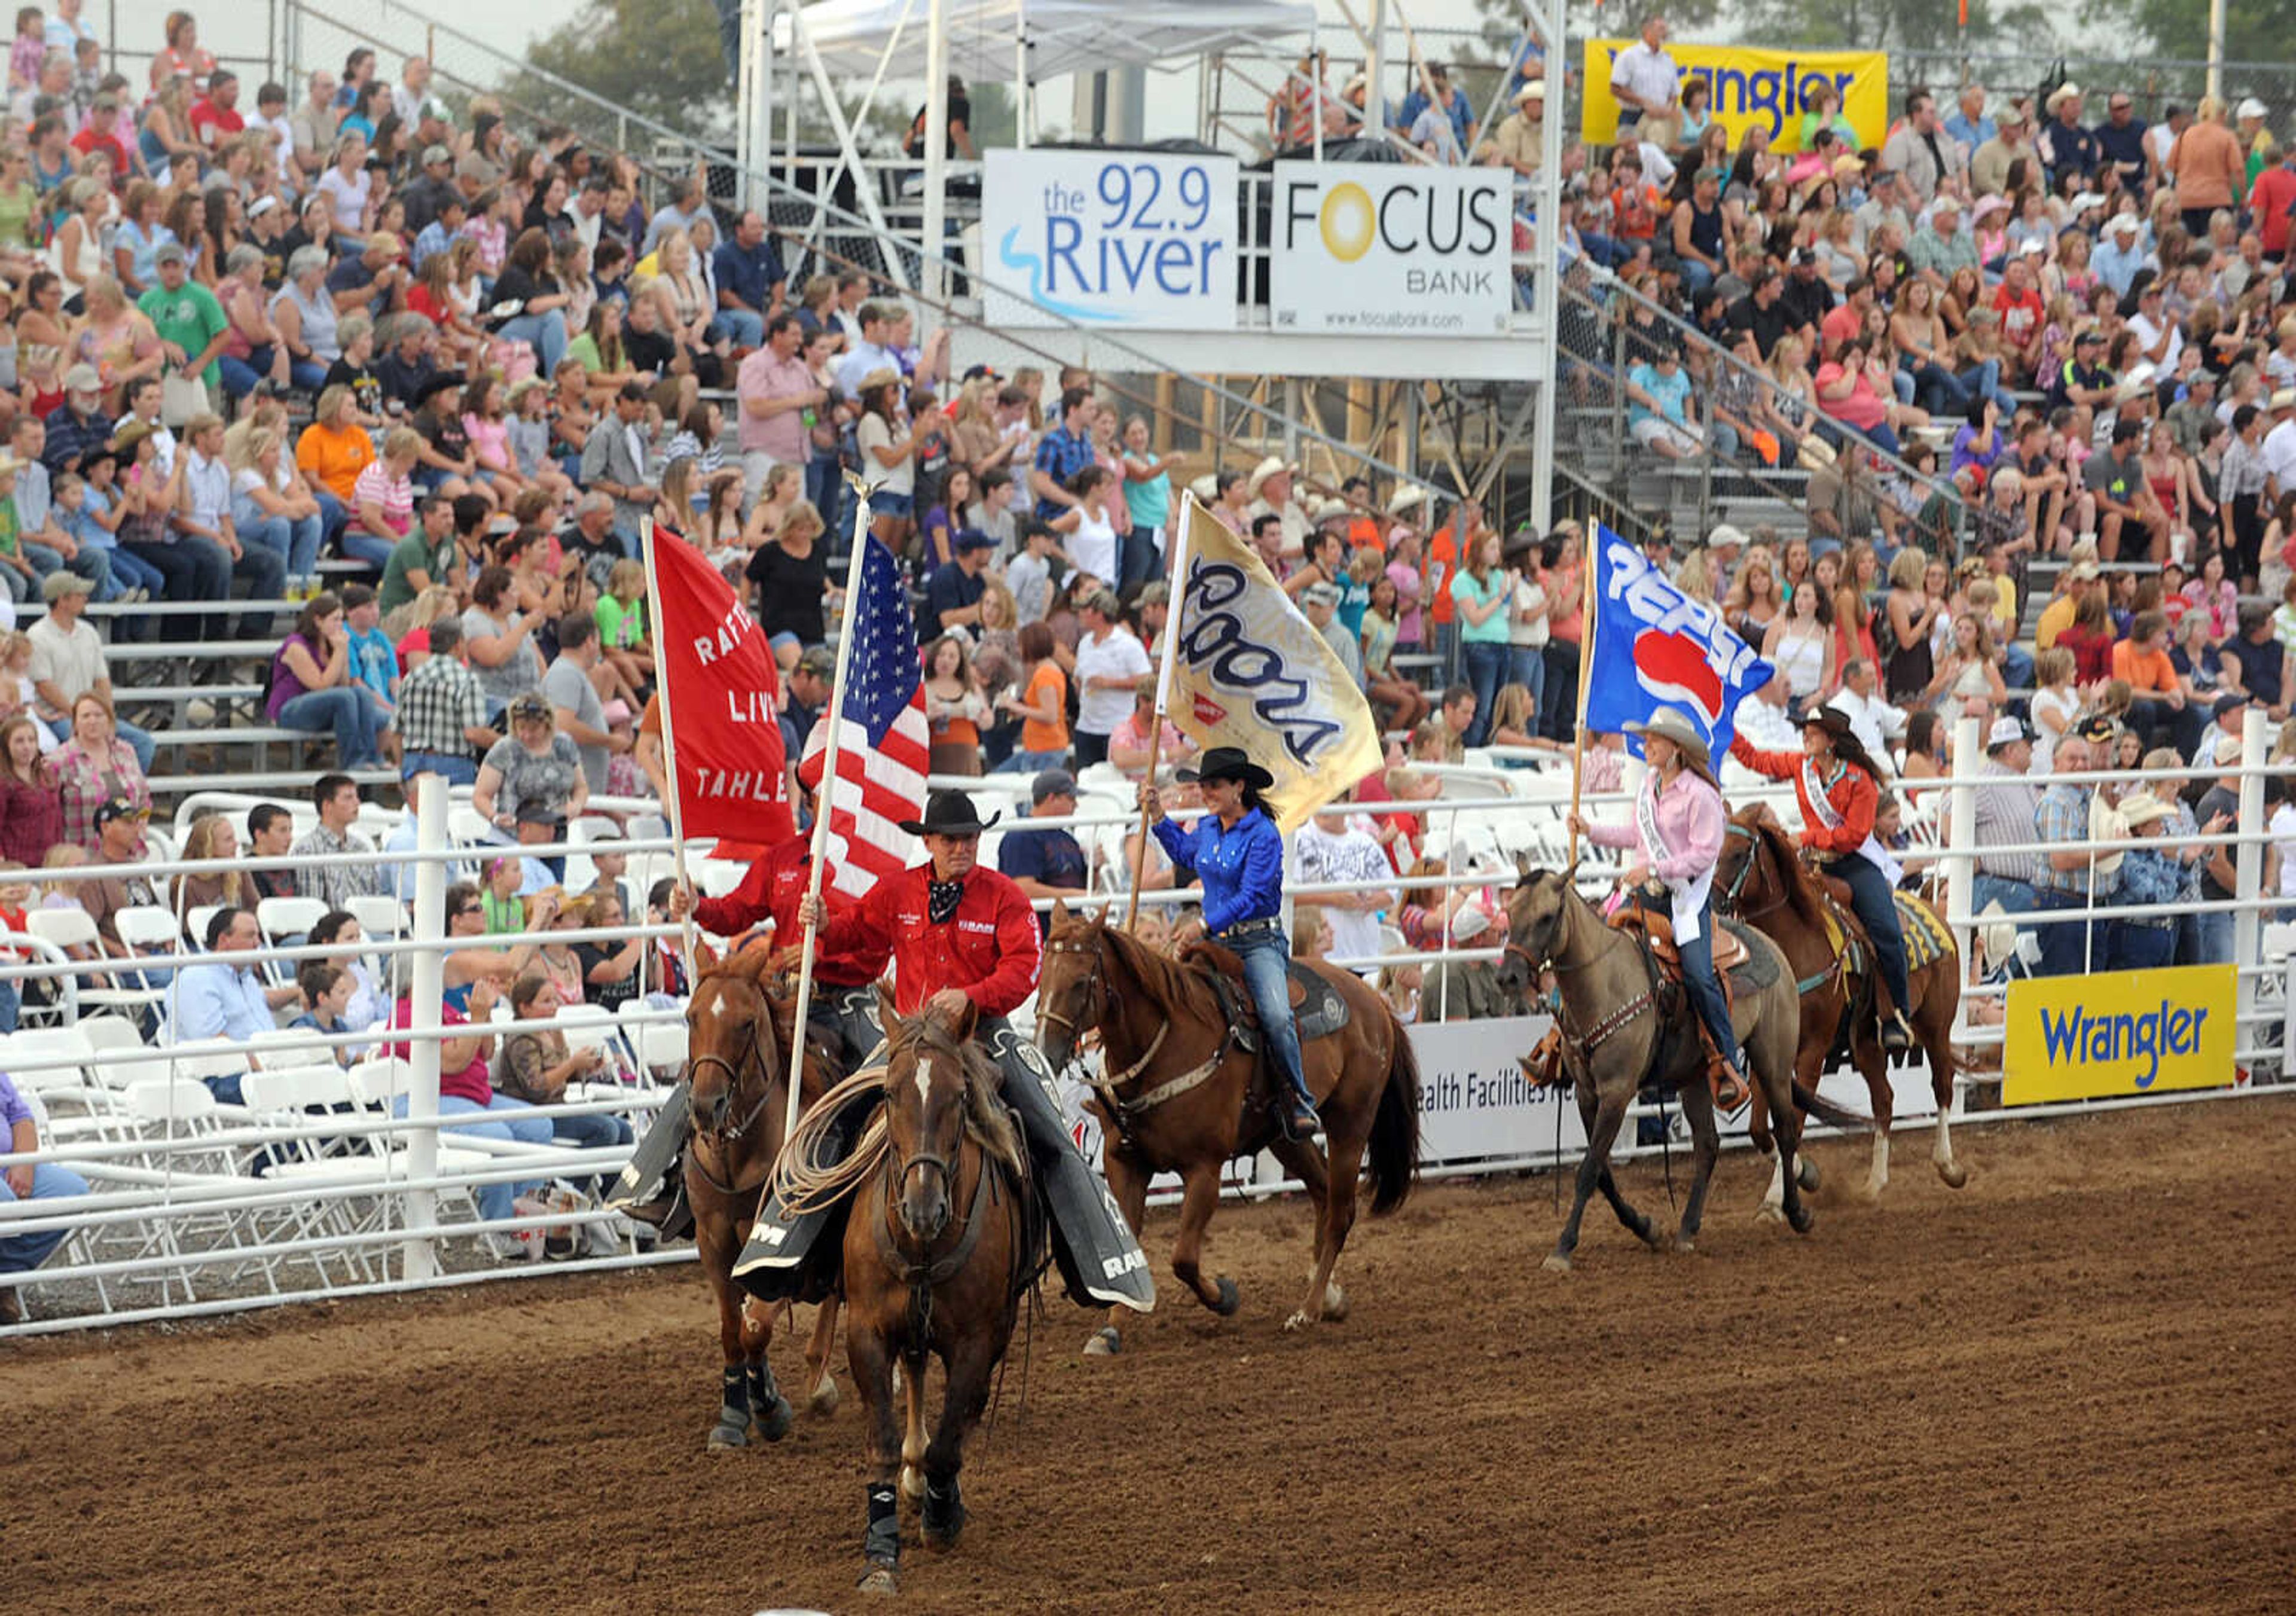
773 1065 893 1218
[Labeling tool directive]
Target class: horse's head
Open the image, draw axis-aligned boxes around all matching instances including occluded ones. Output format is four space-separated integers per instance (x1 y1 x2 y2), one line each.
879 989 981 1242
1715 804 1767 916
1493 861 1574 995
685 951 781 1138
1034 899 1108 1072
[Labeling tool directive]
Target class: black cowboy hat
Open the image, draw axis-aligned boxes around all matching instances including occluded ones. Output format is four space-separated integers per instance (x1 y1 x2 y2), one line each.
1176 746 1275 791
1800 706 1853 740
409 370 469 410
897 788 1002 837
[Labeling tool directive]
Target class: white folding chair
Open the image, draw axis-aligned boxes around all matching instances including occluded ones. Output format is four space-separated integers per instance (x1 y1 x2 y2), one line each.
0 1026 121 1141
184 904 222 946
23 908 163 1020
618 999 686 1081
346 893 406 938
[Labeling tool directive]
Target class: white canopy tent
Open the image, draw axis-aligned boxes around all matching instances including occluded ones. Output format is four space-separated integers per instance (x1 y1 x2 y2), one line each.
743 0 1317 298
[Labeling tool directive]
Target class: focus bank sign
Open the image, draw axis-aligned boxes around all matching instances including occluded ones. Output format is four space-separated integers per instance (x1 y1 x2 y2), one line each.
1269 161 1511 336
2002 963 2238 1105
982 148 1238 330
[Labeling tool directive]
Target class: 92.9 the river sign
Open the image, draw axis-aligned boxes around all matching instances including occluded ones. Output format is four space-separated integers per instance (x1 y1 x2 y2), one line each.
982 149 1238 331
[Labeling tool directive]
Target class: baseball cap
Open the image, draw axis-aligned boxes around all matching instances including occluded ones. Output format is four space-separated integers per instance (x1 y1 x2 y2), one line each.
1031 767 1077 803
153 241 187 266
1986 715 2028 750
63 362 100 394
422 143 452 166
2237 96 2268 118
2213 691 2249 719
2074 327 2105 346
952 528 996 552
795 645 836 680
93 797 147 828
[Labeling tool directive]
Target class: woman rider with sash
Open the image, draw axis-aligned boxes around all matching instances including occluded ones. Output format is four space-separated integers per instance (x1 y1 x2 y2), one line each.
1139 746 1321 1142
1730 706 1914 1051
1567 707 1750 1110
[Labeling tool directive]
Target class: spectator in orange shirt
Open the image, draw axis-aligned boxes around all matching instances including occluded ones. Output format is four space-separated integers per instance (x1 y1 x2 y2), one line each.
1426 495 1483 681
2110 608 2200 755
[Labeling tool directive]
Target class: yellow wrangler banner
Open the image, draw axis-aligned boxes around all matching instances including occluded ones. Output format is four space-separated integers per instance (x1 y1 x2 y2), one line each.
2001 963 2238 1106
1581 40 1889 154
1164 499 1383 831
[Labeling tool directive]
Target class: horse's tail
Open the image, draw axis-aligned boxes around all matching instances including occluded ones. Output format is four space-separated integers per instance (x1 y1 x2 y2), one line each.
1366 1020 1421 1215
1789 1080 1872 1134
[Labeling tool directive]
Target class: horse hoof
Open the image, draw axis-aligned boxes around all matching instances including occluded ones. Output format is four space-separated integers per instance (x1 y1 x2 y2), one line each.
1753 1204 1785 1226
1937 1159 1969 1190
1797 1157 1821 1192
1788 1203 1816 1234
1210 1276 1241 1317
858 1565 899 1596
1082 1325 1122 1358
1282 1309 1312 1333
900 1465 925 1505
756 1395 795 1443
1669 1233 1697 1255
1541 1253 1572 1274
810 1379 842 1418
1322 1283 1349 1322
923 1496 968 1549
706 1420 749 1452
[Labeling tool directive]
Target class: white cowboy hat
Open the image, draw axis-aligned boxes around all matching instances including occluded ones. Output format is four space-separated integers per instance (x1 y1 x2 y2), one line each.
2117 789 2176 828
1623 706 1712 770
1387 484 1427 515
1797 433 1839 472
2045 83 2081 114
1246 454 1292 497
1188 471 1219 501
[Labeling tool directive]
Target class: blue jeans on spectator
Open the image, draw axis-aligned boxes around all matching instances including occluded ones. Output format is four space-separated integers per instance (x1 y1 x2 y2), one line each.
398 1093 554 1224
553 1109 634 1200
0 977 17 1032
224 531 288 637
807 451 844 538
711 307 764 349
495 309 568 376
288 357 328 392
232 494 323 586
278 686 382 767
45 712 153 772
216 344 280 402
1433 618 1460 681
122 533 230 640
1540 640 1578 740
1461 639 1507 746
2177 905 2234 967
0 1160 89 1277
1507 644 1547 730
1230 926 1312 1114
315 489 352 553
2106 916 2176 971
993 747 1071 775
2031 889 2095 976
23 539 111 595
402 750 479 786
2001 644 2034 692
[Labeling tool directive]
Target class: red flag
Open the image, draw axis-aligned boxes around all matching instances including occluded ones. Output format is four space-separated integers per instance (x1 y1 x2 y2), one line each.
648 525 795 850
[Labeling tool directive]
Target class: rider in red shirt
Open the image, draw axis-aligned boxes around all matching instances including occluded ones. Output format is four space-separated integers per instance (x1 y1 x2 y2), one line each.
1730 707 1914 1050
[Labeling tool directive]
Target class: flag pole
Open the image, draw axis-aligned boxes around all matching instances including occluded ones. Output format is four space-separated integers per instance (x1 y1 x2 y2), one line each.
1566 529 1598 868
1124 493 1196 929
640 518 700 989
784 481 875 1145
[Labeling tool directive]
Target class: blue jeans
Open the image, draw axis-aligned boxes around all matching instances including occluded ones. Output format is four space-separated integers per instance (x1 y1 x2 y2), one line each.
1673 893 1744 1074
232 494 323 583
1507 644 1547 737
1433 618 1460 682
97 542 167 598
807 452 844 538
402 750 478 786
2106 917 2175 971
1828 851 1912 1012
397 1093 554 1224
1229 927 1311 1109
45 712 152 772
123 534 230 641
277 686 382 767
2031 889 2095 977
553 1109 634 1200
992 747 1071 775
0 977 17 1032
2177 905 2234 967
288 358 328 392
710 307 764 348
216 344 279 401
0 1160 89 1275
494 309 568 375
1461 639 1507 746
22 539 111 594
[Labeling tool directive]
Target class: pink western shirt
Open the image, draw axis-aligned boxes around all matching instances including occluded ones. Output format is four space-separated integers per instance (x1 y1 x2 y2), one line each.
1584 767 1727 880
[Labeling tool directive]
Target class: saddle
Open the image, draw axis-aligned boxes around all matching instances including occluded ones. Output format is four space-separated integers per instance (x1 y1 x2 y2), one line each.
1179 943 1354 1048
1605 901 1750 994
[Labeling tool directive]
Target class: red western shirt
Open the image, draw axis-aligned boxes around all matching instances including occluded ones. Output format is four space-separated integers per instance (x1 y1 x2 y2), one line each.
817 864 1040 1018
1729 736 1880 855
691 838 887 987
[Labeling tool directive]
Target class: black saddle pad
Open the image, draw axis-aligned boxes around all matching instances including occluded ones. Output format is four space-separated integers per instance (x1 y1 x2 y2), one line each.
1210 961 1352 1052
1719 918 1779 993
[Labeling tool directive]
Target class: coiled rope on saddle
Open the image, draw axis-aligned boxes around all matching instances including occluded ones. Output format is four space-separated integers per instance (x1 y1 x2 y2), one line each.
773 1066 894 1218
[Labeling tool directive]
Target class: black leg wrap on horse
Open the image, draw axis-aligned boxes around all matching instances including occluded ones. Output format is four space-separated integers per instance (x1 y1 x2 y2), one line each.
865 1483 900 1566
983 1020 1155 1315
922 1475 967 1543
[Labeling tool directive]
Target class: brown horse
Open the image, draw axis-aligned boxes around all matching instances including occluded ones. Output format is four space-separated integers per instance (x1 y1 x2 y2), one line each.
1712 803 1969 1211
1034 901 1419 1355
684 952 844 1450
845 993 1040 1597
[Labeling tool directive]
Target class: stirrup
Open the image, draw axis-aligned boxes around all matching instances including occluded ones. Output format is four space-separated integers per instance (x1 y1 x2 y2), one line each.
1275 1093 1320 1143
1881 1011 1912 1052
1708 1058 1750 1114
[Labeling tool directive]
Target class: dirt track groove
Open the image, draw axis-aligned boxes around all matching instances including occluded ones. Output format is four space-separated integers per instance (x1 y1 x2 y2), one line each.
5 1100 2293 1614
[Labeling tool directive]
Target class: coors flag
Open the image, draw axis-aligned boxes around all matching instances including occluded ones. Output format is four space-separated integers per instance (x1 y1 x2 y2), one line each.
1166 499 1381 831
798 538 930 901
647 524 795 847
1583 520 1774 760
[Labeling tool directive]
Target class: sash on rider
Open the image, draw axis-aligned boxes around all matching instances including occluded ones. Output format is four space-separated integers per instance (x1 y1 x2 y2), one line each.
1636 776 1714 945
1798 757 1903 885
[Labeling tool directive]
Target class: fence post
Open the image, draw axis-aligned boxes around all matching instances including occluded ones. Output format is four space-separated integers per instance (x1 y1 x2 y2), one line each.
1946 714 1980 1057
401 775 446 1281
2233 706 2266 1058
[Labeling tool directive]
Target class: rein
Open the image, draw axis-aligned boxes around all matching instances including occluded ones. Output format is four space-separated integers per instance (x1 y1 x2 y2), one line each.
686 1020 780 1197
872 1139 996 1289
1046 931 1235 1138
1719 822 1792 922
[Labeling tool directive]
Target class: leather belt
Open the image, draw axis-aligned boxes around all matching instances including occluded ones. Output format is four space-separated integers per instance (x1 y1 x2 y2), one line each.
1216 916 1280 939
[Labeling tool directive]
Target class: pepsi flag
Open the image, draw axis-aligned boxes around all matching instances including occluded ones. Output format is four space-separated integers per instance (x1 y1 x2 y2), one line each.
1582 522 1773 758
798 538 930 901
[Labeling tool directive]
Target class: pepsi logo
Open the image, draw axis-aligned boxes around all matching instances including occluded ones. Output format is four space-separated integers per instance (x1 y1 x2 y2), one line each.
1631 629 1724 724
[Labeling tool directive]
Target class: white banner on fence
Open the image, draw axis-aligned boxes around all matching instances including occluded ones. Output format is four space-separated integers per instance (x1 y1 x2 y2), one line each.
1409 1013 1581 1163
982 148 1239 330
1268 161 1512 336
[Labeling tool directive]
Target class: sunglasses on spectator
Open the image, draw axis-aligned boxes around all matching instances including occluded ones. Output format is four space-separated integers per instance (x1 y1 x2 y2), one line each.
452 903 481 918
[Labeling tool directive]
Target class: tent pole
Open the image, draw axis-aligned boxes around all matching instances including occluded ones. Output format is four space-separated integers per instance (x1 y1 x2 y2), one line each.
1013 0 1028 150
1528 0 1562 532
921 0 948 308
1365 0 1386 135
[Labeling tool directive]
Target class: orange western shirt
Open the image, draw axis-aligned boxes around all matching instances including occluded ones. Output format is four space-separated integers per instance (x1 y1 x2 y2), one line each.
1729 736 1882 855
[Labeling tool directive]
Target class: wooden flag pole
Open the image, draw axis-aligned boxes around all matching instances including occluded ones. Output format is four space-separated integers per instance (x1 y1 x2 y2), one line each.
639 518 700 990
1566 538 1598 870
783 480 875 1146
1123 493 1197 931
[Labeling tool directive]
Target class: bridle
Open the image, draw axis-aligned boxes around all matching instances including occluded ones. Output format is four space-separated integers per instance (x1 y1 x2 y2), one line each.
686 987 779 1196
873 1039 995 1301
1718 821 1790 919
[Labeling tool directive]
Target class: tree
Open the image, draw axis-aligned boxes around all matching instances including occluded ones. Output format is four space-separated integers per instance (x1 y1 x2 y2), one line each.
508 0 738 146
2099 0 2296 89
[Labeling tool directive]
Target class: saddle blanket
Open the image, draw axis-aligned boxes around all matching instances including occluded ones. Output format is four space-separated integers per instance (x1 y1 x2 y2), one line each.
1192 956 1353 1051
1895 891 1952 972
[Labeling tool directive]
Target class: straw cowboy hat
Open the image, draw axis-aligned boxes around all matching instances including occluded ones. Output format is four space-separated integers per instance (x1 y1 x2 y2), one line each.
1796 432 1839 471
1247 455 1293 498
1387 484 1427 515
2117 789 2177 828
1624 707 1711 769
897 789 1002 837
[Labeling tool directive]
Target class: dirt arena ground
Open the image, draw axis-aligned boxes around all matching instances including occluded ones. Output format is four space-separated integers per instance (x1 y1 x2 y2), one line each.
7 1099 2294 1615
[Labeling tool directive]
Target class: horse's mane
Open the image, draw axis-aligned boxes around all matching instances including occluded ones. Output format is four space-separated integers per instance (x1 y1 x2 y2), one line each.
887 1011 1025 1182
1097 919 1224 1019
1748 812 1828 930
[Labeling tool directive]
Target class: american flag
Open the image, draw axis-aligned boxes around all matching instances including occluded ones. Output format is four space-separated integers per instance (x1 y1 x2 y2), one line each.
798 539 929 900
